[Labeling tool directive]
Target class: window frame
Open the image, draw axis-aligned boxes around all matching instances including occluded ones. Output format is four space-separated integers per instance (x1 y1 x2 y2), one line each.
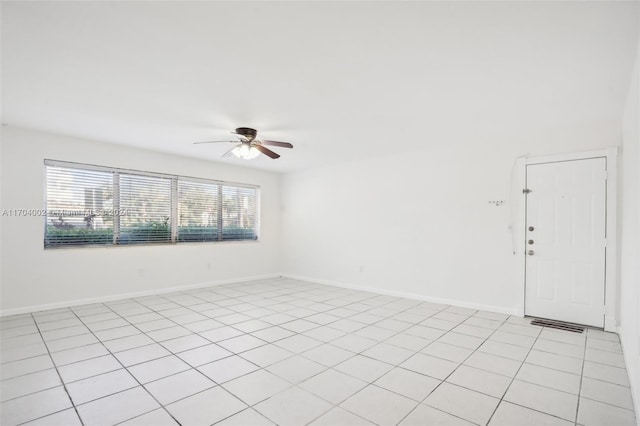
44 159 260 248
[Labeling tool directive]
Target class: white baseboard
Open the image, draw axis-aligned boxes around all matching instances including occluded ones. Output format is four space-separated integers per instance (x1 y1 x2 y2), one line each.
0 273 282 317
281 273 520 316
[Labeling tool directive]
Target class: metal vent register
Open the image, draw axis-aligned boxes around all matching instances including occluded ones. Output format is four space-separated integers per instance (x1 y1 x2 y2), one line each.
530 318 585 333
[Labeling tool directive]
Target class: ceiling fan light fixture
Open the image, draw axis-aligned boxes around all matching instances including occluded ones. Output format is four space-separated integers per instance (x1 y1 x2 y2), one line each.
232 144 260 160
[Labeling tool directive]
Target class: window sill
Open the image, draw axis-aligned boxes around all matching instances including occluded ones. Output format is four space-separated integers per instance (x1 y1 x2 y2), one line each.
43 239 261 250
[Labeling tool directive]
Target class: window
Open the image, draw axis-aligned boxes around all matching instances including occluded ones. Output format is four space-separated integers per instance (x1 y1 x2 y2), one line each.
221 185 257 240
45 165 114 246
178 180 219 242
44 160 259 248
119 173 172 244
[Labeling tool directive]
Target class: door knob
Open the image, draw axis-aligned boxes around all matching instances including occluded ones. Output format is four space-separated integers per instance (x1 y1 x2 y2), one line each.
528 250 535 256
528 226 535 231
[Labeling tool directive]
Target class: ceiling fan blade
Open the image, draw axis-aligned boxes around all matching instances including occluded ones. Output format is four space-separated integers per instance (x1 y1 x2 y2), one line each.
260 140 293 149
194 140 234 144
254 144 280 159
221 146 237 158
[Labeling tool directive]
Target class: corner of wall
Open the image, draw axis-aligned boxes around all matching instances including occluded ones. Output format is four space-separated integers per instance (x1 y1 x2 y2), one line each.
619 27 640 423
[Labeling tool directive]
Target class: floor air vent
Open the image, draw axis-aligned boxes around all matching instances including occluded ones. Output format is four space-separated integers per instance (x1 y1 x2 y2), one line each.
530 318 585 333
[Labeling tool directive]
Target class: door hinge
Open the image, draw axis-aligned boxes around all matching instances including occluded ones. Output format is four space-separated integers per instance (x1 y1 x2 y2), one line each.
603 239 607 248
522 188 532 194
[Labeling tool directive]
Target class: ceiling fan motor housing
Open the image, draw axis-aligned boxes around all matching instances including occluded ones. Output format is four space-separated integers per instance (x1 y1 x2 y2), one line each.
235 127 257 141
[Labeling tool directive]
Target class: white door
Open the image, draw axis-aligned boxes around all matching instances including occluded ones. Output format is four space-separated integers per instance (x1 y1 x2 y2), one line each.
525 157 607 327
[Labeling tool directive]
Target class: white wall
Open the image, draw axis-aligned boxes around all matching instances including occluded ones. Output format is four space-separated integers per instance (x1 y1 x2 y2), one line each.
281 125 625 314
0 126 281 313
620 38 640 419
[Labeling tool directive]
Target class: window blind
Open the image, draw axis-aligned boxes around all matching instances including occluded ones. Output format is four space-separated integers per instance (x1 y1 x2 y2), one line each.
221 185 257 240
118 173 172 244
43 160 259 248
178 180 219 242
45 165 114 246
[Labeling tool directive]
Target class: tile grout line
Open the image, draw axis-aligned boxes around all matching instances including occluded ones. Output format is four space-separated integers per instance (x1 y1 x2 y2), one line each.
211 288 454 425
296 301 460 426
490 325 599 425
0 301 598 422
484 323 544 425
395 310 513 426
151 283 356 424
2 279 633 426
4 282 367 411
7 285 513 425
128 280 395 424
4 322 623 373
65 306 183 426
25 311 86 426
192 283 467 425
574 332 588 426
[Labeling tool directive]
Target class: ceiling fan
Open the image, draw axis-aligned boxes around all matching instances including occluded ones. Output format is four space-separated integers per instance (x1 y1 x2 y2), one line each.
194 127 293 160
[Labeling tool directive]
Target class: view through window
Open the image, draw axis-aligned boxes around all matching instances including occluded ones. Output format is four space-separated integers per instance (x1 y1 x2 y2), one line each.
44 160 259 247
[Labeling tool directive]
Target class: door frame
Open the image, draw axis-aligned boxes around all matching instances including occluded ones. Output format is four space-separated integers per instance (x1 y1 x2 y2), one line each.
514 148 618 331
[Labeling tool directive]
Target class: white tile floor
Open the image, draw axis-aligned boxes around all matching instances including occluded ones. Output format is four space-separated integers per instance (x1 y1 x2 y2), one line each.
0 278 636 426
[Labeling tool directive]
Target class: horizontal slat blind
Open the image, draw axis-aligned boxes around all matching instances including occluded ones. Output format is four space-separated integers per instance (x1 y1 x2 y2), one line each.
44 160 259 247
45 165 114 246
119 173 172 244
222 185 257 240
178 180 219 242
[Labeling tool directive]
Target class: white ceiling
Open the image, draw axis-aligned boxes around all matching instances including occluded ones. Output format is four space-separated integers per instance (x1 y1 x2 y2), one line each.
2 1 638 172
